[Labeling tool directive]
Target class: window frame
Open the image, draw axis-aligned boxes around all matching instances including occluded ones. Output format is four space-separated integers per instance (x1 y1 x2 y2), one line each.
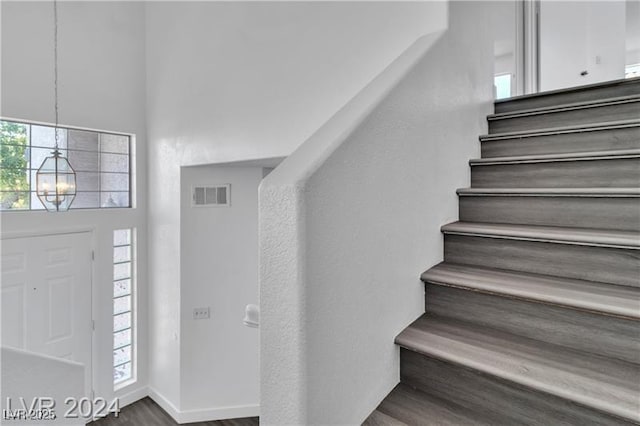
113 228 137 390
0 116 134 212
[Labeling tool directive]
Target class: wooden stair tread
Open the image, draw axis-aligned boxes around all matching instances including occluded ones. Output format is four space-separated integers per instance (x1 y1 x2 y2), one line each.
469 148 640 165
363 383 495 426
495 77 640 106
442 221 640 249
488 94 640 121
362 409 408 426
457 187 640 197
421 263 640 319
480 118 640 142
395 316 640 423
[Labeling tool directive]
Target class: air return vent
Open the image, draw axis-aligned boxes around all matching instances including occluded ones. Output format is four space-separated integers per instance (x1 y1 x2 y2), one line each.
192 184 230 207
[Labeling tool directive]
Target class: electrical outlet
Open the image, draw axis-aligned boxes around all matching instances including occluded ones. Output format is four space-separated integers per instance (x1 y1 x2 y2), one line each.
193 307 210 320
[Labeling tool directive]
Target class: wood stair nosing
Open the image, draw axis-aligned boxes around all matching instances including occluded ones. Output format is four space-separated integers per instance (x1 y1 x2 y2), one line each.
487 100 640 134
363 383 500 426
441 221 640 250
421 263 640 319
479 119 640 142
395 316 640 424
487 94 640 122
469 149 640 166
456 187 640 197
494 77 640 114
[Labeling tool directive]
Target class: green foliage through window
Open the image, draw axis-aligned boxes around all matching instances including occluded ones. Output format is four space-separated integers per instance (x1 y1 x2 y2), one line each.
0 121 29 209
0 119 132 211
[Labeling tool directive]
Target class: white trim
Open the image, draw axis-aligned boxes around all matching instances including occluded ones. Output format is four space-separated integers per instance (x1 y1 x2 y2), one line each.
522 0 539 94
0 115 133 138
116 385 148 408
514 0 525 96
147 387 181 421
147 387 259 424
177 403 260 424
0 226 97 240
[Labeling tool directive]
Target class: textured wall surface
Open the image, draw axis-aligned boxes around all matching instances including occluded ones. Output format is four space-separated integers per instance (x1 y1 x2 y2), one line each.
259 2 495 424
145 1 447 415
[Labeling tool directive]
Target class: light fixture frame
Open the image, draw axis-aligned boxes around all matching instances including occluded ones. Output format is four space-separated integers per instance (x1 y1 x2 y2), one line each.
36 146 77 212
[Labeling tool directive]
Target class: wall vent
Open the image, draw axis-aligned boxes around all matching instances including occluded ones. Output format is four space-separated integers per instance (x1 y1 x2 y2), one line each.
192 184 230 207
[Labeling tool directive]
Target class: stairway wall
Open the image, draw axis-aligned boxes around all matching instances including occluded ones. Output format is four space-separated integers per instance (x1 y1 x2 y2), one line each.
259 2 494 424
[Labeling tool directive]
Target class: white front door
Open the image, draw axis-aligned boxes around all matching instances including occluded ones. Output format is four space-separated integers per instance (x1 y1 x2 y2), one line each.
1 232 93 396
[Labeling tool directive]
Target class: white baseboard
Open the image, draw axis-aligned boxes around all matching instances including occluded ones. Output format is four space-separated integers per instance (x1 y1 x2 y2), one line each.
177 403 260 424
117 385 149 408
148 387 259 424
147 387 181 421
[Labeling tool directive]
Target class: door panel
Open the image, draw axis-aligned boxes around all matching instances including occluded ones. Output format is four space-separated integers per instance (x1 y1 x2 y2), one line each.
1 232 93 396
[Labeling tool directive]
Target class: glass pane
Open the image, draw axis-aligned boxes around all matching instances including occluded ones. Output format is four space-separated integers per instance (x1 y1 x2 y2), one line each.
0 122 30 206
113 345 131 366
494 74 512 100
101 173 129 192
114 362 131 383
68 129 99 152
31 125 67 150
101 133 129 154
113 262 131 281
114 229 131 246
76 171 100 192
114 245 131 263
0 191 30 210
113 279 131 297
30 191 45 210
100 153 128 173
67 149 99 173
113 312 131 333
0 120 28 146
113 295 131 315
72 191 100 209
113 328 131 349
101 191 130 208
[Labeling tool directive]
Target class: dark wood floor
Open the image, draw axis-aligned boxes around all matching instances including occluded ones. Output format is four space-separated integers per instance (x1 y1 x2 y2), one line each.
88 397 259 426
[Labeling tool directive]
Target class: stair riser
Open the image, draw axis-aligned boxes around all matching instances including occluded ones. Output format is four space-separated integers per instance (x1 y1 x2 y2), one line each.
471 158 640 188
494 80 640 114
400 349 635 426
481 126 640 158
459 196 640 231
489 101 640 134
425 284 640 364
444 234 640 288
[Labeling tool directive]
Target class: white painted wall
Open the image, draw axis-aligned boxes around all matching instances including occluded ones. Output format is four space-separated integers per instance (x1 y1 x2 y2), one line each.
179 164 266 420
259 1 494 424
540 1 626 91
0 0 148 407
145 0 448 415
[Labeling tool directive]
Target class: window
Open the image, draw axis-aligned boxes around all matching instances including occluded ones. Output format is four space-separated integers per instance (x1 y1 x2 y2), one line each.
113 228 135 388
0 119 131 211
625 63 640 79
494 73 512 100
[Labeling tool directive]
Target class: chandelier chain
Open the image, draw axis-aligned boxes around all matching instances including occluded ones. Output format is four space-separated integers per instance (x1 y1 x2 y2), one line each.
53 0 59 149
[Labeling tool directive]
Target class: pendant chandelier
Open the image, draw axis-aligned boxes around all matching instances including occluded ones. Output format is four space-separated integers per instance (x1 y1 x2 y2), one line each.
36 0 76 212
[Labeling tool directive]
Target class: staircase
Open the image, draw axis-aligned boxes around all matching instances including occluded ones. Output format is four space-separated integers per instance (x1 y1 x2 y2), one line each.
363 78 640 425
